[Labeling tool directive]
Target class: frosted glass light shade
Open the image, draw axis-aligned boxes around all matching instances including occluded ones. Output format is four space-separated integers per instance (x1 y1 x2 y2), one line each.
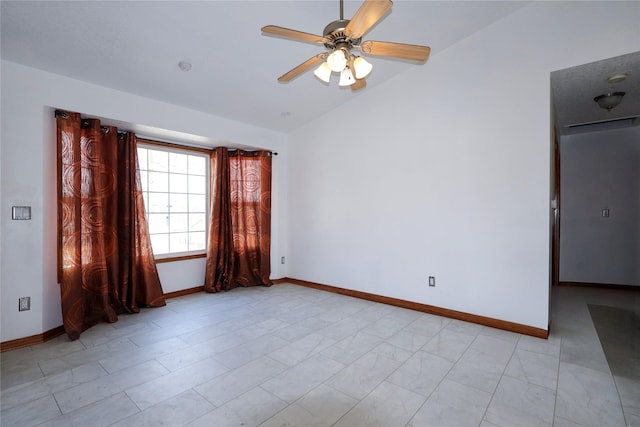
327 49 347 72
338 68 355 86
353 57 373 79
594 92 625 111
313 62 332 83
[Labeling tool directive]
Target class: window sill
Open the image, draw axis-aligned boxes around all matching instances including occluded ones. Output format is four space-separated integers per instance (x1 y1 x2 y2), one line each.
155 253 206 263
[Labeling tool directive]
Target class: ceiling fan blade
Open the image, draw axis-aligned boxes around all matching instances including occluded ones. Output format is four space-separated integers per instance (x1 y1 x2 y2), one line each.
351 78 367 91
261 25 325 45
345 0 393 39
360 40 431 62
278 54 327 82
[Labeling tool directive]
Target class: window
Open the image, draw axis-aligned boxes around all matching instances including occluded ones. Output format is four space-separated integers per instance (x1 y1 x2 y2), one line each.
229 153 263 252
137 143 209 259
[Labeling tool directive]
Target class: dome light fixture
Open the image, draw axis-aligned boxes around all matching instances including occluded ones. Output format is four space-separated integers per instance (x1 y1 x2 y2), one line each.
594 92 626 111
607 73 628 84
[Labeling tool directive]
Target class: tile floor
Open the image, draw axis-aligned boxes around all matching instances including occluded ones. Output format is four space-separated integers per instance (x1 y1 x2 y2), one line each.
1 283 638 426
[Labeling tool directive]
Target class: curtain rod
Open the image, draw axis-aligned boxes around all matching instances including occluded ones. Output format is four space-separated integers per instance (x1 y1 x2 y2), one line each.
56 110 277 155
231 149 278 155
228 149 278 157
138 137 277 156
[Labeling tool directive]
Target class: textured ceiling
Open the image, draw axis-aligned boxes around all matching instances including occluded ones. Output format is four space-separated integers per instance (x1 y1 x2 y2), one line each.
2 1 638 135
551 51 640 135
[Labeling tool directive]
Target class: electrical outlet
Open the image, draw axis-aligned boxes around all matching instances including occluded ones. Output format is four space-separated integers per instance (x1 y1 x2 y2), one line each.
19 297 30 311
281 256 286 264
428 276 436 287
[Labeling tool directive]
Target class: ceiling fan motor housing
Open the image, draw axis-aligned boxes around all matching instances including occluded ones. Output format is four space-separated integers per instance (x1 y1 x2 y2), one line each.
322 19 361 50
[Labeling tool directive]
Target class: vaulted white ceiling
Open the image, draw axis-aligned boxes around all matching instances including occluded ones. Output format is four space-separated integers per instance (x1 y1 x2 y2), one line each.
2 0 529 132
2 1 638 134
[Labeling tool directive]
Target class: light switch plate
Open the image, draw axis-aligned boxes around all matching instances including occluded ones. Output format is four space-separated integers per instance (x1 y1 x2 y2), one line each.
12 206 31 220
19 297 30 311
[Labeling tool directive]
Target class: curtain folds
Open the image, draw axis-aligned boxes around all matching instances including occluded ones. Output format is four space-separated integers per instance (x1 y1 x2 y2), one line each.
56 111 165 340
204 148 233 292
116 132 166 311
204 148 273 292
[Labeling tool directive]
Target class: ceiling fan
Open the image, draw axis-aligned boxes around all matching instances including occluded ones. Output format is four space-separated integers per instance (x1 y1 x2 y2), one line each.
262 0 431 91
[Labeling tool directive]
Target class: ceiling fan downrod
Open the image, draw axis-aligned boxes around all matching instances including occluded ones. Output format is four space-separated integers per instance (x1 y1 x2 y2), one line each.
322 0 358 50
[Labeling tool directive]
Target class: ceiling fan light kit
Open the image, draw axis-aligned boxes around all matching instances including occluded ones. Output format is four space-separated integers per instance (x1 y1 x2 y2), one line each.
338 68 356 86
327 49 348 72
313 62 333 83
262 0 430 91
353 56 373 79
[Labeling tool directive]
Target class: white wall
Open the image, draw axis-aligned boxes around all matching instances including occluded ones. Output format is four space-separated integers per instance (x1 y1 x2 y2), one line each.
3 2 639 343
287 1 640 330
1 61 289 342
560 126 640 286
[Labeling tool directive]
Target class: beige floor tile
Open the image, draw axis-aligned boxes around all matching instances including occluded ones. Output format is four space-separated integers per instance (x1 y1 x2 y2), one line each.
334 380 426 427
37 392 138 427
187 386 286 427
326 351 403 399
504 348 559 390
556 361 626 427
387 350 453 397
408 378 492 427
0 284 636 427
484 375 556 426
114 389 214 427
261 384 358 427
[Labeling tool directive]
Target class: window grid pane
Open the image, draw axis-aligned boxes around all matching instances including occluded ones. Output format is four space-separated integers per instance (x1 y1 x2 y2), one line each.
138 144 209 257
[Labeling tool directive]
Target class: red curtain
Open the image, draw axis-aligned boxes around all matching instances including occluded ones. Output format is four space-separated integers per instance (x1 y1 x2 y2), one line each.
204 148 233 292
204 148 273 292
56 111 165 340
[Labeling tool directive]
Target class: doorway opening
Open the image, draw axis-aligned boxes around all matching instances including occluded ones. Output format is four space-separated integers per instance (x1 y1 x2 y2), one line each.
549 51 640 328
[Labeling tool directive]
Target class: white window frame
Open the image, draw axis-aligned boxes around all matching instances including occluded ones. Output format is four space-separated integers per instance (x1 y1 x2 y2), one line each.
137 141 210 260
